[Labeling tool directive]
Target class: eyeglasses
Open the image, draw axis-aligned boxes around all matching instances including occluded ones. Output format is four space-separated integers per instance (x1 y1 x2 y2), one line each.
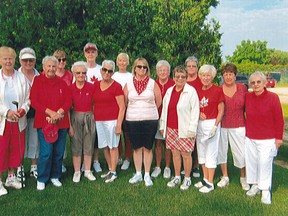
58 58 66 62
250 80 262 85
102 67 113 73
186 65 197 68
136 65 148 70
22 59 34 63
174 75 187 80
75 72 87 75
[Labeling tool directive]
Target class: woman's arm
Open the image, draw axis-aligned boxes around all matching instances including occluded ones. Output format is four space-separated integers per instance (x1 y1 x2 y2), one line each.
154 83 162 109
115 95 126 135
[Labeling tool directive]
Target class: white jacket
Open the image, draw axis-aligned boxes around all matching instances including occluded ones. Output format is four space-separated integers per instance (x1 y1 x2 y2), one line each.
0 69 30 135
160 83 199 138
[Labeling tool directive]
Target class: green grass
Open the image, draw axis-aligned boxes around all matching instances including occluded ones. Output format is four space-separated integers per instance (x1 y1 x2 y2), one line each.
1 144 288 216
282 103 288 120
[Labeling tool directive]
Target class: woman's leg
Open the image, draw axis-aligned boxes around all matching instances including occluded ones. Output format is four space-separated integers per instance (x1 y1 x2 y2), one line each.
172 149 181 176
181 151 192 178
110 148 119 172
143 147 153 173
133 147 143 172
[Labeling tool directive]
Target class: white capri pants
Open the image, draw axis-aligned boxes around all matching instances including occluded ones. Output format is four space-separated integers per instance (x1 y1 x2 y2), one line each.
245 137 277 190
96 120 120 149
218 127 246 168
24 118 39 159
196 119 220 168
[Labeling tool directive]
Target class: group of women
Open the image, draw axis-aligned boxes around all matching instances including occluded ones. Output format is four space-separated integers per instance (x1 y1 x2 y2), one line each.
0 45 284 206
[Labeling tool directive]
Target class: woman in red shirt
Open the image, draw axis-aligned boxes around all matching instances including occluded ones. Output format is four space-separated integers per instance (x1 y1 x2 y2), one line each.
30 56 72 191
194 65 224 193
245 71 284 205
217 64 249 190
69 61 96 183
93 60 125 183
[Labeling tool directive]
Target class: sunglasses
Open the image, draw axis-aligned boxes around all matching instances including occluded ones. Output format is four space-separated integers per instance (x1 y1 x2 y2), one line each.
102 67 113 73
75 72 87 75
22 59 34 63
58 58 66 62
136 65 148 70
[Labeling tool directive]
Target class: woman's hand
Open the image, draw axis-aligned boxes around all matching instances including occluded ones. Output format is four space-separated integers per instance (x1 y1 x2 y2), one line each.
115 125 122 136
275 139 283 149
7 110 20 121
69 126 74 137
199 112 206 120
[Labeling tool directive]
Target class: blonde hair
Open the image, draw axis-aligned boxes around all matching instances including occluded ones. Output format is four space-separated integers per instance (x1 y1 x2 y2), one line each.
198 64 217 78
0 46 16 59
131 57 150 76
116 53 129 65
53 50 67 58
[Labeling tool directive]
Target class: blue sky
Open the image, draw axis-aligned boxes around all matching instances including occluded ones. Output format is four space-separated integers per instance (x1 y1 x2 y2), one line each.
208 0 288 58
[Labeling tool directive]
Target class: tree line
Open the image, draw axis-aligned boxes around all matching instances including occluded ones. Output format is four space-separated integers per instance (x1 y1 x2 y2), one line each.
0 0 221 74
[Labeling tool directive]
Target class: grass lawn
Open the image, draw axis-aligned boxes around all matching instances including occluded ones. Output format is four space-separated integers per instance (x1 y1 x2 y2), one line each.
1 142 288 216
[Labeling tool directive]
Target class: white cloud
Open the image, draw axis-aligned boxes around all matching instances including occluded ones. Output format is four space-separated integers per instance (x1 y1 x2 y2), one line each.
208 0 288 59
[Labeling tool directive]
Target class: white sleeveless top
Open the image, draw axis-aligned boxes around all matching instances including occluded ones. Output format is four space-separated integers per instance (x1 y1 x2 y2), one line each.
126 77 159 121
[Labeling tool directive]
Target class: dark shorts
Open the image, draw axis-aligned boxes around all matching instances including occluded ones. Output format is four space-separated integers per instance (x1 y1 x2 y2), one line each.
126 120 158 150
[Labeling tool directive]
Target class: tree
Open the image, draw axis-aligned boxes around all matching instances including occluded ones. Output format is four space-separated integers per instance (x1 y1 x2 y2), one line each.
226 40 271 65
0 0 222 73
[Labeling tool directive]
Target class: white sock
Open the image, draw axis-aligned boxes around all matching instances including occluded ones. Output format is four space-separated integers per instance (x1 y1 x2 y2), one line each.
144 172 150 178
136 171 142 176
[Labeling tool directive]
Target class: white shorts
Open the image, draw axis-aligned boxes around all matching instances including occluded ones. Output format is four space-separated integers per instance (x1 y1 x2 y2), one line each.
245 137 276 190
218 127 246 168
25 118 39 159
196 119 220 168
96 120 120 149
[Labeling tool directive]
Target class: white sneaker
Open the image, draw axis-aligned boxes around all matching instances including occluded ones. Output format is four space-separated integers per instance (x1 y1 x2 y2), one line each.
37 181 45 190
5 176 23 189
51 178 62 187
84 171 96 181
151 167 161 178
199 183 214 193
30 169 38 179
105 173 117 183
240 177 250 191
163 167 171 179
0 182 8 196
180 178 191 190
93 161 102 173
261 190 271 205
194 180 206 189
16 166 26 182
101 171 111 179
129 174 143 184
246 184 260 197
144 175 153 187
118 158 123 165
73 172 81 183
121 160 130 170
167 177 181 188
217 176 229 188
62 164 67 173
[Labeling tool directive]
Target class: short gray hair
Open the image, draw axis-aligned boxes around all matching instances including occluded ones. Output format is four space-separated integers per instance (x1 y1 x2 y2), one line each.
156 60 171 71
102 60 115 71
198 64 217 78
42 56 58 65
249 71 267 85
71 61 88 73
185 56 198 66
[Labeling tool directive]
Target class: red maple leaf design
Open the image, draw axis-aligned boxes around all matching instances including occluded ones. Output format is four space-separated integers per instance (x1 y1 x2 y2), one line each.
91 76 97 83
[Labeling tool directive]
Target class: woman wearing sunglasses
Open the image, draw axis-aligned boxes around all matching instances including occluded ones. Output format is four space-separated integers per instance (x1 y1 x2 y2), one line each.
93 60 125 183
53 49 73 173
245 71 284 205
69 61 96 183
124 58 162 187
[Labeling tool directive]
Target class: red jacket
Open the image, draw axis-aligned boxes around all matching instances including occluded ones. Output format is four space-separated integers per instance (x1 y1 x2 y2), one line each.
30 73 72 129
